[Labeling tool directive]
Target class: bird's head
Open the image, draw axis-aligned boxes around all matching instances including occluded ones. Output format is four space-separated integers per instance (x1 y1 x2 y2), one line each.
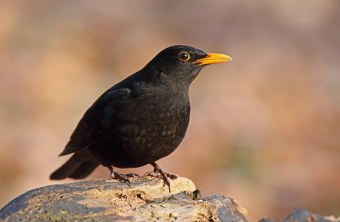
145 45 232 84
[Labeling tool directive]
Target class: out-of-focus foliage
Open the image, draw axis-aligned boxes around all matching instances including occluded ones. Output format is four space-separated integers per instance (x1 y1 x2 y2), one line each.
0 1 339 220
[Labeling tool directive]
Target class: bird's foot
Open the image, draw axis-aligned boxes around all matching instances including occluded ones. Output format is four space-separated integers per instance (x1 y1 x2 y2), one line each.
110 172 131 187
153 165 178 180
107 166 131 187
150 162 178 192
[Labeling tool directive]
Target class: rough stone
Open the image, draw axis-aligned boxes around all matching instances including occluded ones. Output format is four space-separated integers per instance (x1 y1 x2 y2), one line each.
1 174 337 222
259 208 340 222
0 173 248 221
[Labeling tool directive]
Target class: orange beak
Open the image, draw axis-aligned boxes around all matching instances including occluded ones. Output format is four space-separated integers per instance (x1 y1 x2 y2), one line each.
194 53 232 66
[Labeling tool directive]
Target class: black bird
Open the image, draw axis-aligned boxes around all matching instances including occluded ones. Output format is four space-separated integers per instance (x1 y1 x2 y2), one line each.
50 45 232 191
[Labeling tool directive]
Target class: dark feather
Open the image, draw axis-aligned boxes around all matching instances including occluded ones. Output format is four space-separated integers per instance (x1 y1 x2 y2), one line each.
60 88 131 156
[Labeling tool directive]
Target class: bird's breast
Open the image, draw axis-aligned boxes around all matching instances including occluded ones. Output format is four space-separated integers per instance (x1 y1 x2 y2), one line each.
108 90 191 167
135 91 190 139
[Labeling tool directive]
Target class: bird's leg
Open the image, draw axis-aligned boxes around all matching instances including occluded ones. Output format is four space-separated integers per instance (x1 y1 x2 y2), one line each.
150 162 178 192
151 162 178 179
106 166 131 187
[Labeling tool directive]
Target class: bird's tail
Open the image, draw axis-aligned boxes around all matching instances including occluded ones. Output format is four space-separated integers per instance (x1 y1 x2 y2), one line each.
50 154 99 180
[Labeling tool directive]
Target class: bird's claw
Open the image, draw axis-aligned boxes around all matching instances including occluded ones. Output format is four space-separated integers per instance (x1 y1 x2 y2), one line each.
166 173 178 180
151 162 177 193
110 172 131 187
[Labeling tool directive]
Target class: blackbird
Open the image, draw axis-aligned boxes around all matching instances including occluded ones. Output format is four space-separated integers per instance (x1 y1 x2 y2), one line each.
50 45 232 191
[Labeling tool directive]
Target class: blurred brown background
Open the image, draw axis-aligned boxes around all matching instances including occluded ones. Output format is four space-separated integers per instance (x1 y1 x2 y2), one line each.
0 0 339 220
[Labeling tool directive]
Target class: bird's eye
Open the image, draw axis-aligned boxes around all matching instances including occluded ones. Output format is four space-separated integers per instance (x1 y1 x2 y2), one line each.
178 51 191 62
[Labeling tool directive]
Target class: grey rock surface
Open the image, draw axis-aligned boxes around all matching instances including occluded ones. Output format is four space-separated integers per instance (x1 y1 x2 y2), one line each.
0 174 248 221
259 208 340 222
1 174 337 222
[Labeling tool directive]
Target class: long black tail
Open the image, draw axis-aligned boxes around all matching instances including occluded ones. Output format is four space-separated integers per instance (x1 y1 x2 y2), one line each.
50 154 99 180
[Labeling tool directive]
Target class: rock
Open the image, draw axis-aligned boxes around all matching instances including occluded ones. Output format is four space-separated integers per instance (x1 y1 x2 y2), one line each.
259 208 340 222
2 174 337 222
0 173 248 221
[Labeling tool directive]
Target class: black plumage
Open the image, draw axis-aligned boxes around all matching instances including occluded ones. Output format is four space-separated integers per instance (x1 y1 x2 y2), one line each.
50 45 231 190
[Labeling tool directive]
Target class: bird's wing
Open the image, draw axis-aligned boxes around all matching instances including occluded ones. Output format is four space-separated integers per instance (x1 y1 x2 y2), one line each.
59 88 132 156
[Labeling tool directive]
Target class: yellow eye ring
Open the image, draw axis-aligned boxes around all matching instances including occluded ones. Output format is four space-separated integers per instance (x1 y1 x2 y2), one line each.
178 51 191 62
